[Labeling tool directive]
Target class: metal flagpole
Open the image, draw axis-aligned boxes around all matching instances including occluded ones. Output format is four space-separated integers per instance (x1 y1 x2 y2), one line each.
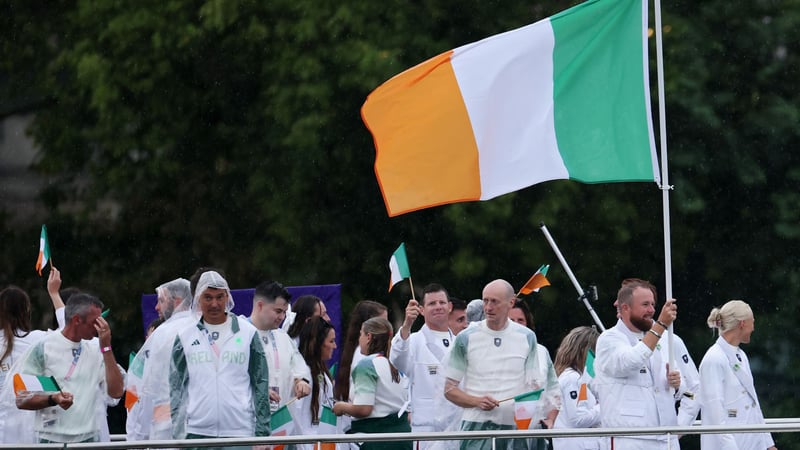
653 0 675 370
539 223 606 331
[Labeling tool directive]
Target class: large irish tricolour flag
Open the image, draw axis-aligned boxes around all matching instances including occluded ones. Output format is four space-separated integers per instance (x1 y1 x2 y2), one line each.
363 0 659 217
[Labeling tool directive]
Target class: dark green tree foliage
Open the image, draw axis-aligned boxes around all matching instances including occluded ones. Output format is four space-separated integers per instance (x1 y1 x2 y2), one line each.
2 0 800 445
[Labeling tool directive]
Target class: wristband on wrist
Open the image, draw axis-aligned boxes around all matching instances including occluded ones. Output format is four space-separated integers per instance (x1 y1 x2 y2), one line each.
101 345 112 354
655 319 668 330
47 394 57 407
648 329 662 339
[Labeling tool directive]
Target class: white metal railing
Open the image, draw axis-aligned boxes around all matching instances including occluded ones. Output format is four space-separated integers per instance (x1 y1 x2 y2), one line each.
2 421 799 449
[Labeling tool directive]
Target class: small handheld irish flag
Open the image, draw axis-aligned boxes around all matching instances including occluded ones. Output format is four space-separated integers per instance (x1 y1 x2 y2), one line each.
388 243 411 292
518 265 550 296
314 405 337 450
513 388 544 430
576 349 596 404
35 224 51 276
271 404 296 450
125 351 143 411
13 373 60 396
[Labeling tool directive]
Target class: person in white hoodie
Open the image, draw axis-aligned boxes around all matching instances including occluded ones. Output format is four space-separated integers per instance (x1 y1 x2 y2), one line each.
169 271 270 449
699 300 776 450
390 283 461 449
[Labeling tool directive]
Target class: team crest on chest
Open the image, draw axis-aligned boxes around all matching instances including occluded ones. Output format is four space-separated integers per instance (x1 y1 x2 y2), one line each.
442 338 450 347
494 338 502 347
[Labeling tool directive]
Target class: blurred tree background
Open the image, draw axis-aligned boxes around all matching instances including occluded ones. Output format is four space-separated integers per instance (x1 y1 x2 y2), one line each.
1 0 799 446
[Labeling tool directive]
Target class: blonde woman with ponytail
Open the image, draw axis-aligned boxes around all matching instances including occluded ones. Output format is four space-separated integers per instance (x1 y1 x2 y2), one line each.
699 300 776 450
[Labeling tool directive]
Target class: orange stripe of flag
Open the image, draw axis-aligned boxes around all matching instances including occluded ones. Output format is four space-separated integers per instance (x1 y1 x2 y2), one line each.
124 387 139 411
577 382 588 402
363 50 482 217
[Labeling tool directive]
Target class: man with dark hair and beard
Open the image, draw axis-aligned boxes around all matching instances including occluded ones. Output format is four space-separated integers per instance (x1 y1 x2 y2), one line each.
594 278 681 450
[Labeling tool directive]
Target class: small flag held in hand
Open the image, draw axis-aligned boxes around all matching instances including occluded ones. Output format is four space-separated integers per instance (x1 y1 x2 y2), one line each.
576 349 595 404
315 405 338 450
388 243 411 292
35 224 51 276
270 404 296 450
13 373 60 396
513 388 544 430
519 264 550 295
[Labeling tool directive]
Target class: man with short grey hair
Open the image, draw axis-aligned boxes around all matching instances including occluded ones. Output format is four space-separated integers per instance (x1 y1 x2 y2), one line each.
17 293 124 443
126 278 195 441
155 278 192 320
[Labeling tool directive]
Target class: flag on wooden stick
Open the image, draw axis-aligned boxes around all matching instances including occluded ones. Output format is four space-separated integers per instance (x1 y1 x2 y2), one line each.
13 373 60 396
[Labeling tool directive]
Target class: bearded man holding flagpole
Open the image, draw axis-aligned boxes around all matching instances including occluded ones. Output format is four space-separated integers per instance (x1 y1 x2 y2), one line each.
594 278 681 450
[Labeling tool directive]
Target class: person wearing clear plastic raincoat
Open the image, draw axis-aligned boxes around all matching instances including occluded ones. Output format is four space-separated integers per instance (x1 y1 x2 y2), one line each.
126 277 195 442
169 271 271 449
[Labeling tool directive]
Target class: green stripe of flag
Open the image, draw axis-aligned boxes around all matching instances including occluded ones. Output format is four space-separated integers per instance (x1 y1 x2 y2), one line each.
513 388 544 403
585 348 596 378
14 373 60 393
552 0 658 182
389 242 411 290
320 405 337 426
272 404 293 429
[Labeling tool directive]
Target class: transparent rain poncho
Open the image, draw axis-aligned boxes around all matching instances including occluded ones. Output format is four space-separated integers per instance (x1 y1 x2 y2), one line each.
466 299 485 323
170 271 271 439
190 271 235 315
126 278 196 441
156 278 192 319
